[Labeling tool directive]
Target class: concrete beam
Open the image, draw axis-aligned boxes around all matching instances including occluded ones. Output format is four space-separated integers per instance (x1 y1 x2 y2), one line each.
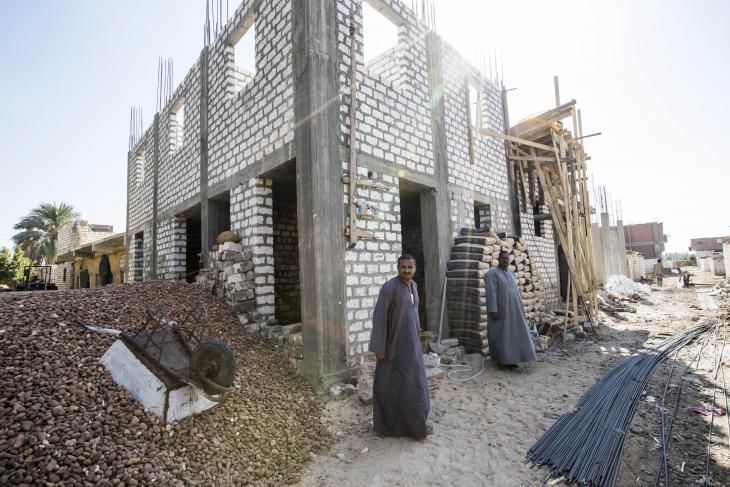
293 0 351 392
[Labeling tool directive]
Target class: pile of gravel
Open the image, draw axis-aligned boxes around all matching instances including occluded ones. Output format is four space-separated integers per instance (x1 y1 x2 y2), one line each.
0 281 332 486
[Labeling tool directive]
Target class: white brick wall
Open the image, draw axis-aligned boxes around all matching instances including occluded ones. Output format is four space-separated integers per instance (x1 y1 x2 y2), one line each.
207 0 294 186
156 216 187 280
343 167 402 364
231 178 275 319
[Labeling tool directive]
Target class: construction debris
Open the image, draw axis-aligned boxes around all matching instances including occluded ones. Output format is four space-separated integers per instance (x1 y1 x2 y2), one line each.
604 274 651 297
0 281 331 486
195 232 256 315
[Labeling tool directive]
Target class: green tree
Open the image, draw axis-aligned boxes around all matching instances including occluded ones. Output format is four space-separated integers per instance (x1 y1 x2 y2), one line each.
12 202 78 264
0 247 33 286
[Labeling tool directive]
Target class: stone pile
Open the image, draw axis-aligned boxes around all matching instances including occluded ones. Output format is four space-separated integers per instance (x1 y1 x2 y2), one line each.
446 228 546 355
257 322 304 372
0 281 331 486
195 231 256 314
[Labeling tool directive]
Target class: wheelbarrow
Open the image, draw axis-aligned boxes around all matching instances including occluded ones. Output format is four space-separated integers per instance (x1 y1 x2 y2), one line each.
74 309 236 402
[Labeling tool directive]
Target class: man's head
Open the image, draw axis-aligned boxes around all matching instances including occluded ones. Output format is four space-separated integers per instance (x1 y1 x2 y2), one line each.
658 258 662 263
498 250 511 270
397 254 416 283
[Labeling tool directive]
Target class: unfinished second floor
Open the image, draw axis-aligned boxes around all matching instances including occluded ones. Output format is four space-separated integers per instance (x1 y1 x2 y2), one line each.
127 0 514 235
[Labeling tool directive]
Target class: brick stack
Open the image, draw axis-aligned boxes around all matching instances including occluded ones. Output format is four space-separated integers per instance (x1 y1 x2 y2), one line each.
196 233 256 314
446 228 546 355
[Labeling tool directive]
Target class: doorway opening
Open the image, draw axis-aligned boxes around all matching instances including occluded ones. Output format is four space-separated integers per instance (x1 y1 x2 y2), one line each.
399 180 428 330
207 190 231 253
265 160 301 326
557 244 569 301
182 204 202 283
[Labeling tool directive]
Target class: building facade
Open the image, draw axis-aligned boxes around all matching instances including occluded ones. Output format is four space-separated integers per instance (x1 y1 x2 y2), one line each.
623 222 667 259
55 221 116 290
125 0 558 389
690 236 729 261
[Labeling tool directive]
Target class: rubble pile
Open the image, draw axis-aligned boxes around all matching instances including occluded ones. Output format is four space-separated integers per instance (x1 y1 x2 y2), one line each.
597 291 638 320
0 281 331 486
605 274 651 298
708 280 730 300
195 231 256 314
445 228 546 354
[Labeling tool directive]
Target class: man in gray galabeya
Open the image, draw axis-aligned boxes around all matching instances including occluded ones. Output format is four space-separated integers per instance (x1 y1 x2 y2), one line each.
369 254 432 439
485 250 537 367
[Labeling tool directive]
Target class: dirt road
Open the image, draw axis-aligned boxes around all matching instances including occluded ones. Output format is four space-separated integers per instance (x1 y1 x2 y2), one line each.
299 270 730 487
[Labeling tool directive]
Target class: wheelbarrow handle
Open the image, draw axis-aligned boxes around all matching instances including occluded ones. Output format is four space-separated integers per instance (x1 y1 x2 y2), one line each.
72 318 122 337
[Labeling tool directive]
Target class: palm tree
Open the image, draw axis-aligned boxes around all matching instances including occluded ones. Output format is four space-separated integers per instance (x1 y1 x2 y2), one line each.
12 203 79 264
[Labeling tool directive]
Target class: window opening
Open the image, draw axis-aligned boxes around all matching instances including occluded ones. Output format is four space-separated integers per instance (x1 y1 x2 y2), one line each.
467 81 482 130
474 202 491 230
170 98 185 152
362 1 402 85
363 1 399 63
533 205 543 237
227 15 256 96
132 149 145 187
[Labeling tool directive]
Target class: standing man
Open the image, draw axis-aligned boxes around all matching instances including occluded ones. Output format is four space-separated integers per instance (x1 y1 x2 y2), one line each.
369 254 432 440
485 250 537 367
654 258 664 287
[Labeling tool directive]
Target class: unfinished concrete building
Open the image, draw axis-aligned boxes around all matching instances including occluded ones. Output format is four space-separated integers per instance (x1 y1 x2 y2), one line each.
125 0 559 389
624 222 667 260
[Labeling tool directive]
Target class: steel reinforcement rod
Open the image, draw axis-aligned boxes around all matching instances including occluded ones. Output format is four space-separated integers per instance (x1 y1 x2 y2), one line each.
652 331 713 487
527 318 719 487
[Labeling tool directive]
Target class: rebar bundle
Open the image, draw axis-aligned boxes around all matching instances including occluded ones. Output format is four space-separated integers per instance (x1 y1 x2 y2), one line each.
527 319 719 487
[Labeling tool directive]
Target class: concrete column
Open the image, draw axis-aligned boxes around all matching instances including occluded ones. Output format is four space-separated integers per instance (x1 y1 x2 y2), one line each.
616 219 628 276
151 113 160 277
591 222 605 284
600 213 612 277
423 33 453 336
125 151 132 281
292 0 350 391
199 48 211 264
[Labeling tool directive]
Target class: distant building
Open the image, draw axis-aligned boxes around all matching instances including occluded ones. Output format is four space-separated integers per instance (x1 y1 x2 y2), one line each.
689 236 729 260
55 221 126 289
623 222 667 259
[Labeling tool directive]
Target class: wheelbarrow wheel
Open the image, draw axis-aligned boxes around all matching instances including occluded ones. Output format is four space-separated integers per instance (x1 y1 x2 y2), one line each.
191 339 236 395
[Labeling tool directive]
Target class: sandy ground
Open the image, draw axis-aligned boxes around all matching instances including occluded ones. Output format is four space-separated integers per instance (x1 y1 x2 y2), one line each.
298 269 730 487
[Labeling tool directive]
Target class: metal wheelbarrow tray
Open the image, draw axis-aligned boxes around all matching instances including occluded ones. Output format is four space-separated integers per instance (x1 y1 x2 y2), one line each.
74 309 236 402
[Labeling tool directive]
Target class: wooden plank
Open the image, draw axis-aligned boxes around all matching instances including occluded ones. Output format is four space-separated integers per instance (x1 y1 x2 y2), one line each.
510 100 577 140
474 127 555 152
507 155 557 162
341 176 389 191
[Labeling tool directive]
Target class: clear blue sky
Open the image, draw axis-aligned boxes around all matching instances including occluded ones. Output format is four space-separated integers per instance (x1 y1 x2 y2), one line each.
1 0 728 253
